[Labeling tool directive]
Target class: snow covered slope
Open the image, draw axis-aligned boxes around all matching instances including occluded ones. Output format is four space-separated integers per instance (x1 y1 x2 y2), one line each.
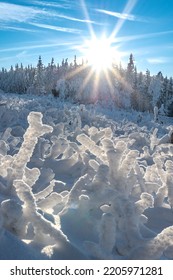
0 92 173 260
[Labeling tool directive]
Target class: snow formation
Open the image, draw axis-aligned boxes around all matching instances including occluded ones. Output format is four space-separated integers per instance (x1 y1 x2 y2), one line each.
0 92 173 260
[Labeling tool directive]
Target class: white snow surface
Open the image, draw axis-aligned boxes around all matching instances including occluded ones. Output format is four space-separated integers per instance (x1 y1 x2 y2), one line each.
0 92 173 260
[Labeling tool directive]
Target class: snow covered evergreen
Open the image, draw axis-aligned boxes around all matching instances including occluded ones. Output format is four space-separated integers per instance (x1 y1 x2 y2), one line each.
0 54 173 115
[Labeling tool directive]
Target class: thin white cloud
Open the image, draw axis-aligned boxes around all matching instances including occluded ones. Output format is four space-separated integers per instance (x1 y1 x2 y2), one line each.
32 0 71 9
33 1 98 25
30 22 81 34
0 42 77 53
0 2 50 23
96 9 135 21
0 1 97 31
96 9 147 22
0 25 37 32
147 57 169 64
0 1 87 35
55 13 96 24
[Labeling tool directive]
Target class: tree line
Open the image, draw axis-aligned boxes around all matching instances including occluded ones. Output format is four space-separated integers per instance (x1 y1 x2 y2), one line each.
0 54 173 116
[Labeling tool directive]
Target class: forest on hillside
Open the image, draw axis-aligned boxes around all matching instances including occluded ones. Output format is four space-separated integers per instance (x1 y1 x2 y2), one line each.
0 54 173 116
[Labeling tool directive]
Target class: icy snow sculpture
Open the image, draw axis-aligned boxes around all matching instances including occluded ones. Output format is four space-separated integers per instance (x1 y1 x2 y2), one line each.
102 139 126 188
88 127 105 144
48 136 69 159
154 184 167 207
129 225 173 260
23 167 40 188
135 193 154 215
84 212 116 260
12 112 53 180
150 128 159 151
118 150 139 193
13 180 67 243
1 94 173 260
0 112 69 246
2 113 53 203
66 174 90 207
37 192 63 212
77 133 107 162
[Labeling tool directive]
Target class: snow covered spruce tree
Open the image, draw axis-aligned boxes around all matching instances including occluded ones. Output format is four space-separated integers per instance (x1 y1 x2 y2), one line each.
143 69 152 112
32 56 46 95
131 66 139 110
127 53 135 81
126 53 136 109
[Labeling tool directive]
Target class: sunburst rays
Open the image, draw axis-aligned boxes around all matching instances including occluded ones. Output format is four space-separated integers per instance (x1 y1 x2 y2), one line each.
64 0 138 103
109 0 138 41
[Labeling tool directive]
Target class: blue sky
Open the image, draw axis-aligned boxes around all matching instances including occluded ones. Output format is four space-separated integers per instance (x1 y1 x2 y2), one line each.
0 0 173 76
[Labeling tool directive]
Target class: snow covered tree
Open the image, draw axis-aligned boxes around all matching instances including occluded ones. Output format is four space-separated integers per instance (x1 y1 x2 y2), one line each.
74 55 77 68
32 56 46 95
127 53 135 83
148 73 162 109
13 63 27 93
131 66 139 110
0 52 172 117
137 72 145 111
44 58 57 94
159 76 169 107
127 54 135 73
143 69 152 112
65 58 68 67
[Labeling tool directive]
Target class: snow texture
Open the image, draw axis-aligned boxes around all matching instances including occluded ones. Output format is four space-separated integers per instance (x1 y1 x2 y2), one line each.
0 92 173 260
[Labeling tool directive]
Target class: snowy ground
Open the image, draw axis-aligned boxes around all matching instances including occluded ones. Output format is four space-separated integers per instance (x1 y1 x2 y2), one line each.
0 92 173 260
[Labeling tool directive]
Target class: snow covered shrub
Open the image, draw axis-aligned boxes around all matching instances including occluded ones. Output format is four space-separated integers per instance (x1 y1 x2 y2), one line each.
0 111 73 257
0 93 173 260
60 124 173 259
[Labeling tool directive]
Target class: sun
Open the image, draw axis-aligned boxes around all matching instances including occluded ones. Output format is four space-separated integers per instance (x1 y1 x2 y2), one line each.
83 36 120 72
71 34 123 102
